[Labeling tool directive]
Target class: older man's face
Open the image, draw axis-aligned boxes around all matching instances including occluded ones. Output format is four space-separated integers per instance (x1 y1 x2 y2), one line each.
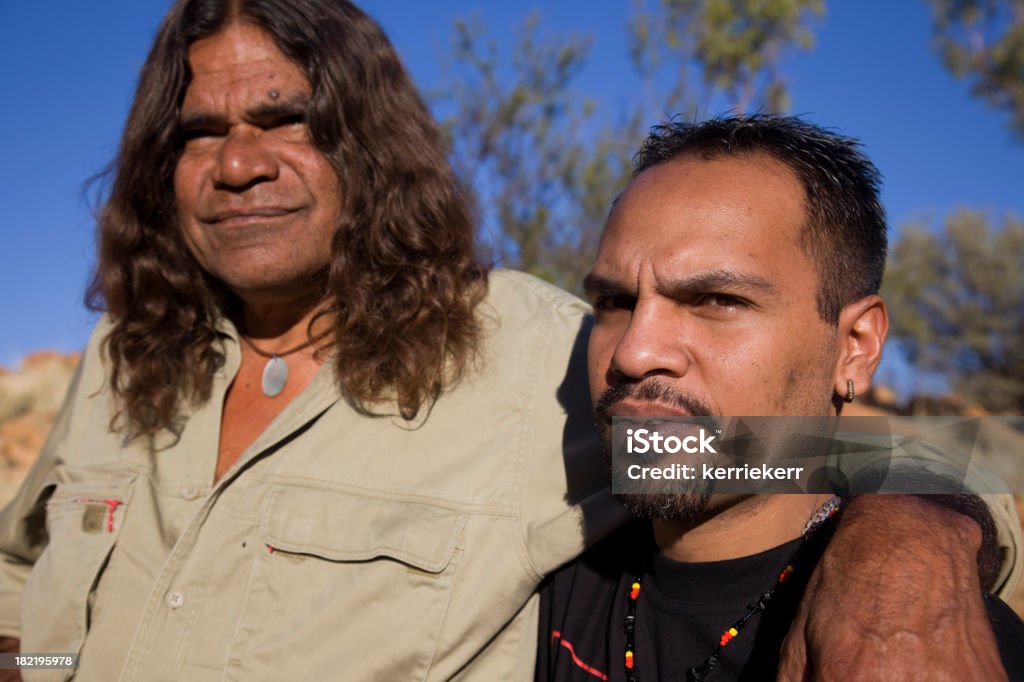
174 23 341 305
587 155 843 440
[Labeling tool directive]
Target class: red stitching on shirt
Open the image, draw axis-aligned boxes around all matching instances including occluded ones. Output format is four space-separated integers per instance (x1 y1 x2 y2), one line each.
73 498 123 532
550 630 608 680
103 499 122 532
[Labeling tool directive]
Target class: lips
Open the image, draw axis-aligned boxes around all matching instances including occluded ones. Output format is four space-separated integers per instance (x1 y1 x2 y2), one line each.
205 206 300 223
611 400 694 419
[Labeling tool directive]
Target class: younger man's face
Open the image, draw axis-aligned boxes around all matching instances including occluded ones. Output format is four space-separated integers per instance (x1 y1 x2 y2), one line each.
586 155 843 448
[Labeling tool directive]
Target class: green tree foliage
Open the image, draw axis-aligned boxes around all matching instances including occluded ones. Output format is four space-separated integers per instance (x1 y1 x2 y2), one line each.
628 0 824 113
435 1 822 293
883 211 1024 412
928 0 1024 139
435 15 632 292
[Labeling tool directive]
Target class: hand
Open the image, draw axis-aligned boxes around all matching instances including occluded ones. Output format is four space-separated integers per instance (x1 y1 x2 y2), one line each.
0 637 22 682
777 495 1007 682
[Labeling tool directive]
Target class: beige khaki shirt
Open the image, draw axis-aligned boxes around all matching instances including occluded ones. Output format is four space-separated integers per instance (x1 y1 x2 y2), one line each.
0 271 624 681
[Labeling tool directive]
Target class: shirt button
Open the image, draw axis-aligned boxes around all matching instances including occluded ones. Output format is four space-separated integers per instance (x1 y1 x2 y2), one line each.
180 484 201 501
166 591 185 609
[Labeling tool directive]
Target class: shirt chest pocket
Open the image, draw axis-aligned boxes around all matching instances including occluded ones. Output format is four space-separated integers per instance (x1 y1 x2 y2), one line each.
21 473 135 664
228 484 468 681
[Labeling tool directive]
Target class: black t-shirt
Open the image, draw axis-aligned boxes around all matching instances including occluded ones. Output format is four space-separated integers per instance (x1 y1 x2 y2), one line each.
537 520 1024 681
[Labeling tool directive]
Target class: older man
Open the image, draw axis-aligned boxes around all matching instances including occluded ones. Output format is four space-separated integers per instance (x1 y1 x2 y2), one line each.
538 115 1024 681
0 2 1018 681
0 3 607 679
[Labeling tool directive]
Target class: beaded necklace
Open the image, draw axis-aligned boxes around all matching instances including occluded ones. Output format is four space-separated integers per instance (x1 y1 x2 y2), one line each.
622 496 842 682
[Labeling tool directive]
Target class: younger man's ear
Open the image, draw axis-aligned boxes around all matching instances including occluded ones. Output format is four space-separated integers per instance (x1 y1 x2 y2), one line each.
833 294 889 399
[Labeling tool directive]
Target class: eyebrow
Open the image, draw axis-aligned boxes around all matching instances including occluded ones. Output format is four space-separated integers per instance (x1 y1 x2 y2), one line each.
583 269 776 300
178 94 310 133
582 272 627 300
658 270 776 300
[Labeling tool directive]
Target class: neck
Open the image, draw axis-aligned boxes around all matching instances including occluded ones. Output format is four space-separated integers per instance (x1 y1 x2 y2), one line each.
237 290 329 350
653 493 832 563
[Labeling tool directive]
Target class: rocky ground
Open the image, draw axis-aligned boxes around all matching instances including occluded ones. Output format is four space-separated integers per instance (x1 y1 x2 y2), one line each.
2 353 1023 616
0 351 79 502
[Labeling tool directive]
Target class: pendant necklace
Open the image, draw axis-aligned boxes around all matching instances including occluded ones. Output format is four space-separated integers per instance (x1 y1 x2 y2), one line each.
623 496 842 682
239 331 329 398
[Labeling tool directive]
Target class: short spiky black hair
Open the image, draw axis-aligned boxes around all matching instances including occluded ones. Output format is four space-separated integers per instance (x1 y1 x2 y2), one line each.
633 114 887 325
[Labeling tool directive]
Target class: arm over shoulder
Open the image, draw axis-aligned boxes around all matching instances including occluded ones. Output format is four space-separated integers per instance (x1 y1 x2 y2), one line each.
496 273 625 579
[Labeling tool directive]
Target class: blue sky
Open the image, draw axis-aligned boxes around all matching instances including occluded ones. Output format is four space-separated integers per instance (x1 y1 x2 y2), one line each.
1 1 1021 391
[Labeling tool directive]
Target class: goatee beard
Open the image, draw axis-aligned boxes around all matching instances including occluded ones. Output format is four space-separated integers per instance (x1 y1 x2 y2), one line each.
596 379 716 522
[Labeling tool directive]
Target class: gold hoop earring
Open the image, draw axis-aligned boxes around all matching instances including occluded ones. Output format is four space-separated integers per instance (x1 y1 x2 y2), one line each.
844 379 855 403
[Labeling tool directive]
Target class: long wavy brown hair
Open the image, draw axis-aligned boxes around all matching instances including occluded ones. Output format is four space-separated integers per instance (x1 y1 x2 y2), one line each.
87 0 488 436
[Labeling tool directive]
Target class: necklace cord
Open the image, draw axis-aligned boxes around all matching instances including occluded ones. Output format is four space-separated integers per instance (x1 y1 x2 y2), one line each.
239 328 332 359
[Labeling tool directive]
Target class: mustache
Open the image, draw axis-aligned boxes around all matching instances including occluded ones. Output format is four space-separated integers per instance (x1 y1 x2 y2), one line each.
593 380 715 424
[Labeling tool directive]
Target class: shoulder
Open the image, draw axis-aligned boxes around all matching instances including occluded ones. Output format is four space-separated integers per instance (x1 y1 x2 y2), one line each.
476 270 593 401
59 315 115 408
484 269 592 325
80 314 114 366
44 314 144 465
474 269 594 426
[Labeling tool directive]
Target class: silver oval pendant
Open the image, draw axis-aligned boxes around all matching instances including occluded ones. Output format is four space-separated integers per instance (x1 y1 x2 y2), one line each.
261 356 288 398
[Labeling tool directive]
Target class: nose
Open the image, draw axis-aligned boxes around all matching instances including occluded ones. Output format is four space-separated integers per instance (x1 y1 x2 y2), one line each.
213 127 279 190
608 302 691 382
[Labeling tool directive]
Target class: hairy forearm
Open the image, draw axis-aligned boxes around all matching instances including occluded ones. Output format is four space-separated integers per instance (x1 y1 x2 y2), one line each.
840 494 983 588
778 493 1007 681
846 493 999 589
904 494 1001 590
